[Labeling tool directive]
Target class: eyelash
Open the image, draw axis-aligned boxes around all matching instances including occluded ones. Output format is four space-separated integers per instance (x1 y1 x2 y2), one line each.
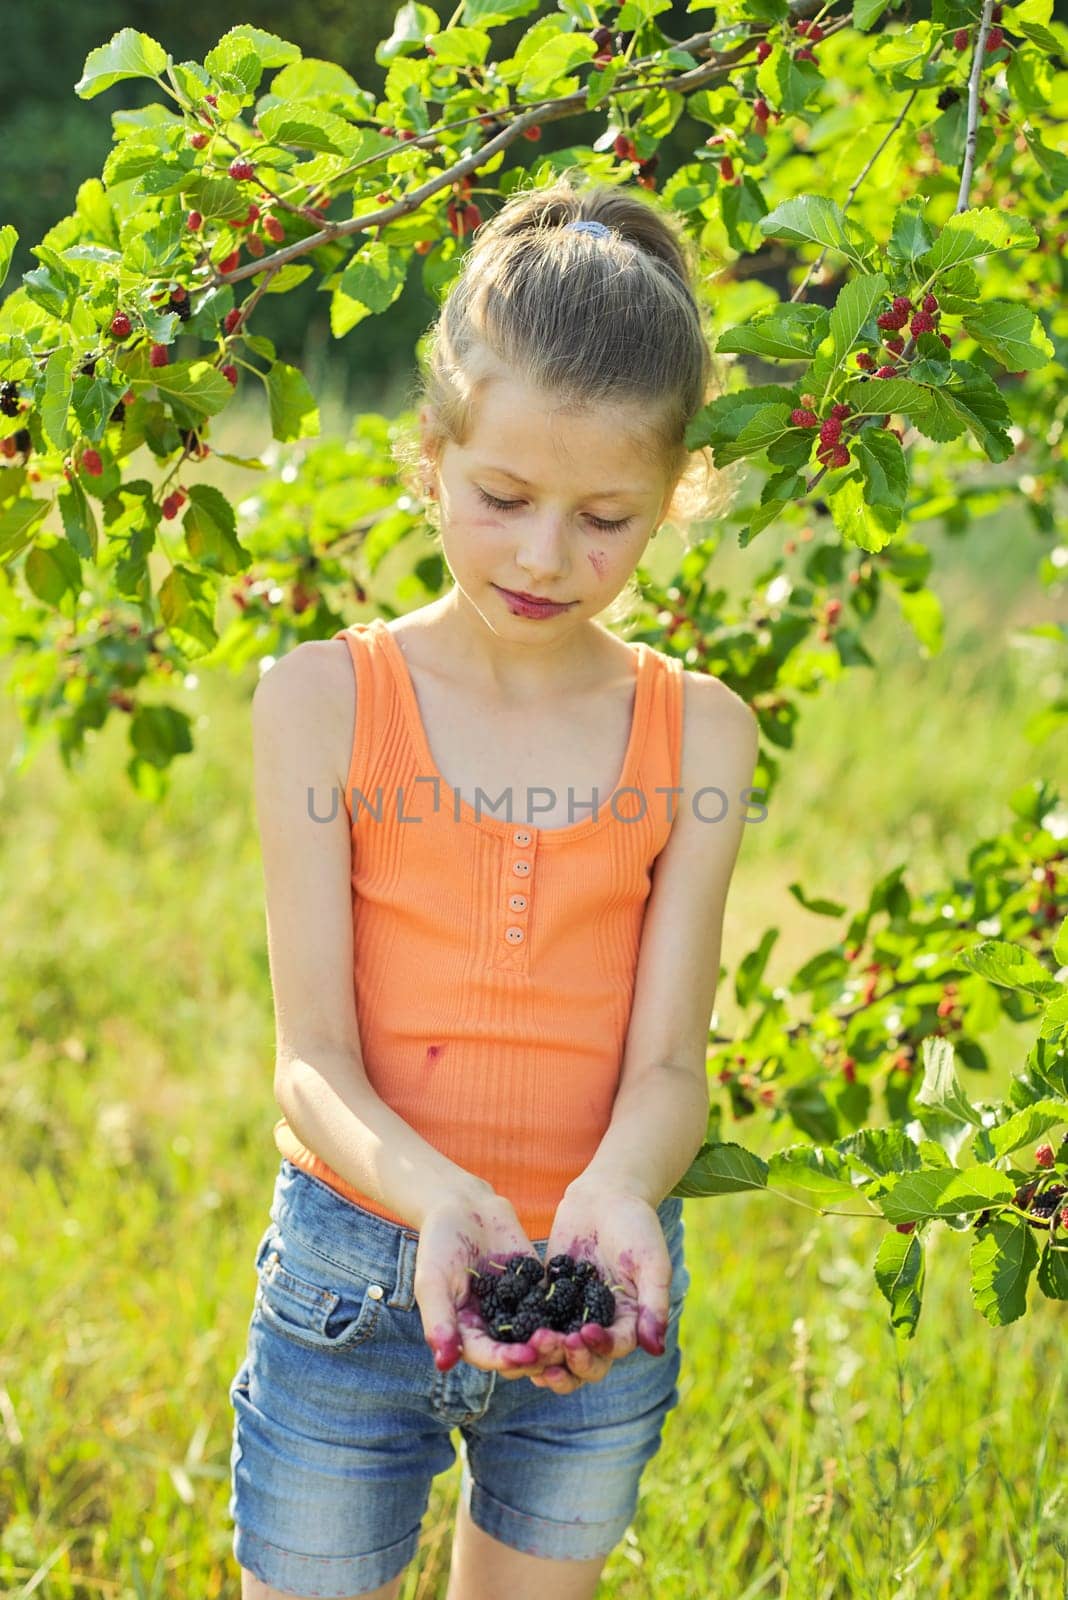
475 486 633 534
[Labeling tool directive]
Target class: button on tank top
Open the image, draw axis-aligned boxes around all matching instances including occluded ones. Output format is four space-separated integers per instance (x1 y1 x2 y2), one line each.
273 615 686 1239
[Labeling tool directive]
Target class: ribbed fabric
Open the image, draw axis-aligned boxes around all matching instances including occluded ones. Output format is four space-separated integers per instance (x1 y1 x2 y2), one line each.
274 615 685 1239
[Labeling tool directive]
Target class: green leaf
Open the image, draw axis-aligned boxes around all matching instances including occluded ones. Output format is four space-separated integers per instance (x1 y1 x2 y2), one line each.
826 476 896 553
735 925 778 1006
207 26 301 69
893 584 943 655
757 196 876 271
767 1143 858 1204
75 29 168 99
184 485 248 575
830 274 887 364
717 303 827 361
878 1164 1015 1225
984 1099 1068 1160
1054 914 1068 969
517 33 597 98
961 301 1055 372
921 206 1038 274
671 1140 769 1199
970 1218 1039 1327
0 496 50 562
258 103 361 157
420 28 491 66
787 883 847 917
874 1226 925 1339
158 564 220 658
131 703 196 766
24 537 82 606
58 478 98 560
40 347 73 451
462 0 540 23
0 225 18 293
915 1036 986 1127
377 2 440 63
713 403 794 468
853 427 907 533
959 938 1059 998
266 362 320 442
1036 1238 1068 1301
132 360 235 421
339 242 409 314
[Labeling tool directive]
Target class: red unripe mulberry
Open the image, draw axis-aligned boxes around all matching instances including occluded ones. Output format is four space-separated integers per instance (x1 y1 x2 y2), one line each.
876 365 898 378
218 250 240 274
790 409 820 427
807 22 824 41
910 311 936 336
826 597 843 623
246 234 265 257
830 402 851 421
162 490 186 520
187 211 203 232
263 215 285 243
81 448 104 477
896 1221 917 1234
224 308 243 335
819 417 842 446
229 158 255 181
884 336 905 354
985 26 1004 51
755 39 772 61
796 46 817 62
221 364 239 386
828 444 850 467
464 202 482 232
719 156 734 181
939 332 952 348
189 131 208 149
110 312 132 339
892 295 913 315
1035 1143 1055 1168
613 133 638 161
754 98 770 120
922 293 938 314
856 352 876 372
953 28 969 48
149 344 169 368
523 125 542 140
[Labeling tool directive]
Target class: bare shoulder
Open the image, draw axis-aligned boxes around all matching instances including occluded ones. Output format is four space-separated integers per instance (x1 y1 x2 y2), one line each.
252 637 355 793
680 666 758 762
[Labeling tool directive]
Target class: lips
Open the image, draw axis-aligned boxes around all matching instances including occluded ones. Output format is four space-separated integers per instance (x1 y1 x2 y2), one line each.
499 587 573 605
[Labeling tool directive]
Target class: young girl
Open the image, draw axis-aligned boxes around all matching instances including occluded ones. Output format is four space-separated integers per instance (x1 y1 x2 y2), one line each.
228 171 758 1600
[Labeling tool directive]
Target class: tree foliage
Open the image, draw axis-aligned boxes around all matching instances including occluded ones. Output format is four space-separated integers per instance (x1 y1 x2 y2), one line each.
0 0 1065 1338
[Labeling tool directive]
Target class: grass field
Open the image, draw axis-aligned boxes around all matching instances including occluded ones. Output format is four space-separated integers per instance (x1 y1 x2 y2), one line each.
1 400 1065 1597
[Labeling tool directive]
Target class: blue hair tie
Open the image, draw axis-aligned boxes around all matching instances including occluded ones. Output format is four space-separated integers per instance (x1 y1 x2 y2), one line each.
565 219 612 239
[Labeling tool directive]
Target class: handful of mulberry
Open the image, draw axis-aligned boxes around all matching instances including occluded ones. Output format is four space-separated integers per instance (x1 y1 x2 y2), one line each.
470 1252 616 1344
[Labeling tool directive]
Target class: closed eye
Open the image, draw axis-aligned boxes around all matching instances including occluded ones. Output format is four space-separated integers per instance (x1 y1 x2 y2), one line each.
476 486 633 534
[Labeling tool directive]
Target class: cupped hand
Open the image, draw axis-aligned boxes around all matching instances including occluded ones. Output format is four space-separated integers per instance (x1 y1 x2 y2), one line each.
526 1183 675 1396
413 1190 562 1381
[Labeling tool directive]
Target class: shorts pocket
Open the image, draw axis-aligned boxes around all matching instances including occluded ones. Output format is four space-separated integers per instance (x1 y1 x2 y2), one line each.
254 1245 385 1353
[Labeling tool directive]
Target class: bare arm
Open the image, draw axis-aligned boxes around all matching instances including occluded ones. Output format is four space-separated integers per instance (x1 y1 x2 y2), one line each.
565 671 761 1206
252 643 493 1231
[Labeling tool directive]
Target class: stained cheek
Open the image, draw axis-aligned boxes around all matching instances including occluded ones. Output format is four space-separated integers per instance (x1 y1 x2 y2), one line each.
587 548 608 579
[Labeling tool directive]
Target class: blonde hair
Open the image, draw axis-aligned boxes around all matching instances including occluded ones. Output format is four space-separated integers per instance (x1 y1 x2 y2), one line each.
393 167 739 629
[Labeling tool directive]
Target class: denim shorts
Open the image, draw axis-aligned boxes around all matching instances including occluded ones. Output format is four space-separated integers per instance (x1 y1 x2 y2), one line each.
227 1157 690 1596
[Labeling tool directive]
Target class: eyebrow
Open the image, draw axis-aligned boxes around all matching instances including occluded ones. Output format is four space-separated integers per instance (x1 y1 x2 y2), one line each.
474 463 646 501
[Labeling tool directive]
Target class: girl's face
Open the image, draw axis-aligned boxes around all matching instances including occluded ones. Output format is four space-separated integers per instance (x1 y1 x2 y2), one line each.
423 373 674 629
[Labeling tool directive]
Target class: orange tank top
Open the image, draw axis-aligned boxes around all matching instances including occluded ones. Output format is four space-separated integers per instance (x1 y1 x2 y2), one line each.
273 615 685 1239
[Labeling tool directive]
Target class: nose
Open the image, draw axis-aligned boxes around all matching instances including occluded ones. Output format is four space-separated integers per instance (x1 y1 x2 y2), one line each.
514 510 570 584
